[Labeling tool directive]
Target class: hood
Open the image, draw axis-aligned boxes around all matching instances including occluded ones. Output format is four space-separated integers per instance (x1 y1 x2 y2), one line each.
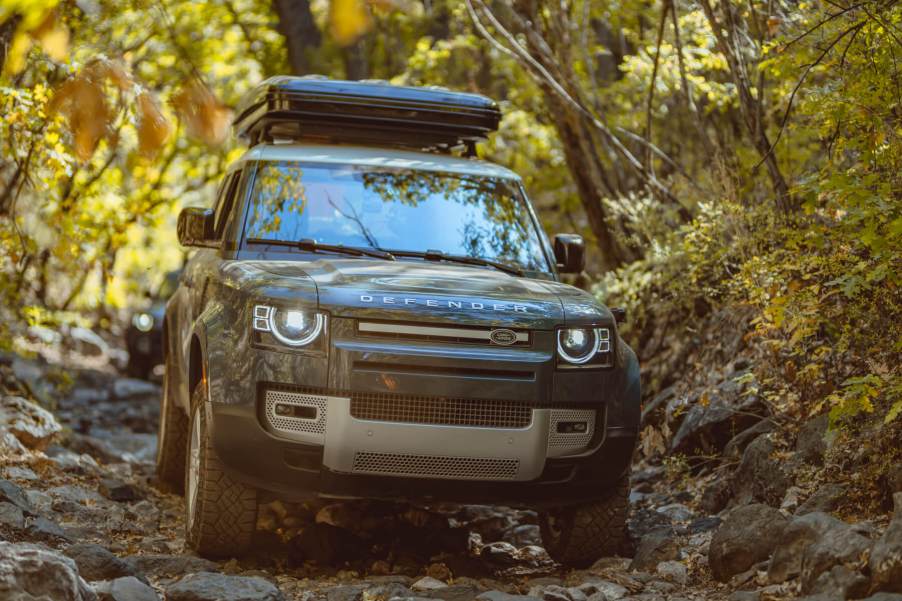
221 258 610 330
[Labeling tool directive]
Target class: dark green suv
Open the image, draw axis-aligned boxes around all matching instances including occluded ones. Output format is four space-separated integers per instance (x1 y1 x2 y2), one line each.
156 77 639 567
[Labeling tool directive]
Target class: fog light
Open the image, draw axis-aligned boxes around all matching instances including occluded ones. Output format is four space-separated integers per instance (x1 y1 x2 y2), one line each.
557 421 588 434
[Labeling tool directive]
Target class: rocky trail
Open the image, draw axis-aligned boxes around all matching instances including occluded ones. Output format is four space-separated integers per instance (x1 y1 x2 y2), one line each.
0 349 900 601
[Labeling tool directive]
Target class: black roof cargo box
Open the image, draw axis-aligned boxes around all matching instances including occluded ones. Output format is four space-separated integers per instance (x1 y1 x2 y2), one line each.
233 76 501 151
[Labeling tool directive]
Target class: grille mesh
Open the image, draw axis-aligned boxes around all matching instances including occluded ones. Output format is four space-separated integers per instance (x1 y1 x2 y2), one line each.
264 390 328 435
350 394 532 429
352 451 519 480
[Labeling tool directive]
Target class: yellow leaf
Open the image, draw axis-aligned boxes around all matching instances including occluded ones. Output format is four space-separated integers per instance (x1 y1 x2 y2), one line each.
329 0 371 46
3 32 32 76
32 9 68 61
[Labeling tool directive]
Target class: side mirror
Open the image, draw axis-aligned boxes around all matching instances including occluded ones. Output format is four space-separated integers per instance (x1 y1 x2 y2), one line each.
553 234 586 274
611 307 627 324
177 208 217 248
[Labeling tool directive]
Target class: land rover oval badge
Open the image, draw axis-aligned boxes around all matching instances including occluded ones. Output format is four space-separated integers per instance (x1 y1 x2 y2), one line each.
490 329 518 346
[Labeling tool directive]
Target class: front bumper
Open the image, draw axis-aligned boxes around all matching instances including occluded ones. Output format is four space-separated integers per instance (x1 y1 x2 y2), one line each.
211 398 635 506
204 316 640 506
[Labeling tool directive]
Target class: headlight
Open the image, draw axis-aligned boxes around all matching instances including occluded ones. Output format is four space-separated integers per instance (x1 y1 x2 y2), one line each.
253 305 325 347
132 312 154 332
557 327 613 366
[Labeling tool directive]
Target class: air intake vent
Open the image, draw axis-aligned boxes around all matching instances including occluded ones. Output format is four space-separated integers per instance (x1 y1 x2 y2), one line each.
352 451 519 480
350 394 533 429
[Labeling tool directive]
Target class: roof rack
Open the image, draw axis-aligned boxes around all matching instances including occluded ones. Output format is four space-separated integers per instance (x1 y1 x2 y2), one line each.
233 76 501 154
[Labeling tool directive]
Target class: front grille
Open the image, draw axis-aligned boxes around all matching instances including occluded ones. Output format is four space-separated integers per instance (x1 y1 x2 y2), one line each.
350 393 533 429
352 451 520 480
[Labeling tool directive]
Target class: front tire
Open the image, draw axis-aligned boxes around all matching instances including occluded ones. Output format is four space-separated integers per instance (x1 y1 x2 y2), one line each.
156 354 188 494
539 475 630 568
185 384 257 558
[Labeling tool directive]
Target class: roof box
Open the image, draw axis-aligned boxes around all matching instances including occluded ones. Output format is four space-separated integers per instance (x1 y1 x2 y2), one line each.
233 76 501 152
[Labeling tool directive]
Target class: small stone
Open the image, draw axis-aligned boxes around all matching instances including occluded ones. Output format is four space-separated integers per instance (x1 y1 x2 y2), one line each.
795 414 829 465
111 378 160 401
124 554 217 578
795 484 846 516
413 577 448 591
99 478 143 503
424 584 482 601
476 592 541 601
93 576 159 601
656 503 693 523
26 515 71 541
165 572 285 601
629 528 680 571
369 559 392 575
425 562 452 581
0 477 32 512
64 543 145 583
0 501 25 529
727 592 759 601
540 585 571 601
656 560 688 585
3 465 38 481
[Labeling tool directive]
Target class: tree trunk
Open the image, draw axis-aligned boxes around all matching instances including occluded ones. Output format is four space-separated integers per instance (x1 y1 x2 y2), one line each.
544 92 636 271
342 39 369 80
0 15 22 74
272 0 322 75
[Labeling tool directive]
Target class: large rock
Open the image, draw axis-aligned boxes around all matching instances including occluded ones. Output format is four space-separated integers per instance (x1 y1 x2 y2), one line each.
64 543 146 583
795 484 846 516
723 419 775 460
732 435 792 506
166 572 285 601
767 511 872 591
0 395 62 450
670 375 766 456
0 541 96 601
809 564 869 599
708 503 787 581
870 492 902 592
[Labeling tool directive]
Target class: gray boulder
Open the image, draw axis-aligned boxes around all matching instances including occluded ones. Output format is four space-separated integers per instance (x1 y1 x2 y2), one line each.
709 503 787 581
732 435 792 506
0 541 96 601
93 576 159 601
809 565 869 599
477 592 542 601
723 419 775 460
795 484 846 516
64 543 146 583
869 492 902 593
767 511 872 592
166 572 285 601
670 377 765 456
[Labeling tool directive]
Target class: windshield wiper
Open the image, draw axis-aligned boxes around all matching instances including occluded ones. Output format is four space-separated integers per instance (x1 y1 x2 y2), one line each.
383 248 524 277
246 238 395 261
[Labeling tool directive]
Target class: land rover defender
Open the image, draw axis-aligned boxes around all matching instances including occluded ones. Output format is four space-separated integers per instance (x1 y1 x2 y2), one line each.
157 77 640 567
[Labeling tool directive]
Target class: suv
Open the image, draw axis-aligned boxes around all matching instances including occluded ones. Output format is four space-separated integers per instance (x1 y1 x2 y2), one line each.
158 77 640 567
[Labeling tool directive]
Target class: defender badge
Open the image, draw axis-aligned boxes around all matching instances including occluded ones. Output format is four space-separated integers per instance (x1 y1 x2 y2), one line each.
489 329 518 346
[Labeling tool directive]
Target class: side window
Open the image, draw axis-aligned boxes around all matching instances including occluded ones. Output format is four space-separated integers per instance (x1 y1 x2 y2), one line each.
214 172 240 238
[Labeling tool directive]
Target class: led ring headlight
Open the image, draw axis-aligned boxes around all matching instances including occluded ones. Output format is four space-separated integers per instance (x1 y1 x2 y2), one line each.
253 305 325 347
556 327 612 365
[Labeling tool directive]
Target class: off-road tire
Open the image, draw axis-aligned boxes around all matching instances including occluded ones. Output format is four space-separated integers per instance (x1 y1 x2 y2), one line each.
126 355 152 380
185 385 257 558
539 474 630 568
155 355 188 494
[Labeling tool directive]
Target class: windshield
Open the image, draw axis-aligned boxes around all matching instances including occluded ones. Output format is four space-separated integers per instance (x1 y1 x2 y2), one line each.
243 161 552 274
